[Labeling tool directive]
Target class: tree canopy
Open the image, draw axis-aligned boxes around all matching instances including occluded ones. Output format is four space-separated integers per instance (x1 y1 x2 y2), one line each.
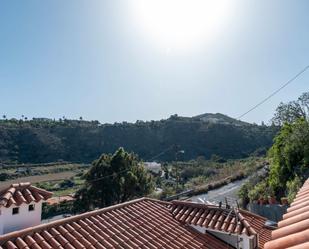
268 118 309 197
272 92 309 125
239 92 309 204
268 92 309 197
74 148 154 212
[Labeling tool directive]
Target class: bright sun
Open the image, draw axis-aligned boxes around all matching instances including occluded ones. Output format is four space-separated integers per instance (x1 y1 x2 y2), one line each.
130 0 232 52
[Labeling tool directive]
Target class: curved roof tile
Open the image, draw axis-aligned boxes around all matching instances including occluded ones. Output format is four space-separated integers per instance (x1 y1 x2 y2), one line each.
170 200 272 248
0 182 52 208
265 178 309 249
0 198 233 249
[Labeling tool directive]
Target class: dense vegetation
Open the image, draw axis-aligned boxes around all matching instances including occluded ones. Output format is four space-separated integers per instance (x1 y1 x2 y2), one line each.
239 92 309 204
156 156 266 200
0 113 278 163
74 148 154 212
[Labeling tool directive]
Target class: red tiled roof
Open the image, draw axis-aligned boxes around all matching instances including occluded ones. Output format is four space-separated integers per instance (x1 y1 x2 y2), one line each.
0 198 233 249
0 182 52 208
240 209 273 249
170 200 272 249
264 178 309 249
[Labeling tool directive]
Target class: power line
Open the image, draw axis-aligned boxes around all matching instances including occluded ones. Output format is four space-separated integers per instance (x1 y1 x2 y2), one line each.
148 145 174 161
237 65 309 120
79 65 309 187
86 169 130 184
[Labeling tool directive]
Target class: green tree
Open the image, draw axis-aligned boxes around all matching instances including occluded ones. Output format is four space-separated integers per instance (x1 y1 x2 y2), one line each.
238 182 251 208
272 92 309 125
266 92 309 197
74 148 154 212
268 119 309 196
286 176 302 203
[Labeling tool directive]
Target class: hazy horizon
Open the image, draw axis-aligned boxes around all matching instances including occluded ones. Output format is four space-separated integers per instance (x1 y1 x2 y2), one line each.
1 0 308 124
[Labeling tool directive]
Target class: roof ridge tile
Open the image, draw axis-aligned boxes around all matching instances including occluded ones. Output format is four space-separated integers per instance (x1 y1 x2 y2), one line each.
0 182 52 208
265 178 309 249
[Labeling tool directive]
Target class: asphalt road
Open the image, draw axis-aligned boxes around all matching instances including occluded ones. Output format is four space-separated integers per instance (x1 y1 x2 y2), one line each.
188 167 267 206
189 178 248 206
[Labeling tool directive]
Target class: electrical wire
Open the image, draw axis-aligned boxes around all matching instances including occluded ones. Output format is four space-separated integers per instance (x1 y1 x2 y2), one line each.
148 145 174 161
237 65 309 120
83 66 309 184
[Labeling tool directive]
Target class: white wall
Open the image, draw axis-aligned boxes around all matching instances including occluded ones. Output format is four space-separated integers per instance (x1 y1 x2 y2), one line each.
0 201 42 234
190 224 257 249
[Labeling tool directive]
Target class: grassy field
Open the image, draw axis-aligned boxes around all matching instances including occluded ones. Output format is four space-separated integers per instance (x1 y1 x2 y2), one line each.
0 163 89 197
0 171 77 188
34 176 85 197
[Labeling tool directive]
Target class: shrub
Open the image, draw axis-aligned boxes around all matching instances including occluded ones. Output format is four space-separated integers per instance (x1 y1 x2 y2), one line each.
286 176 302 203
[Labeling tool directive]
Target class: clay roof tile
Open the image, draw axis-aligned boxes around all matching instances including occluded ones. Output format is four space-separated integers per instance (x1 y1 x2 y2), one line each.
0 182 52 208
0 198 267 249
265 177 309 249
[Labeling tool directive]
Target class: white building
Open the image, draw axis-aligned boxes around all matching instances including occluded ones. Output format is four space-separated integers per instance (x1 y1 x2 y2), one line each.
0 182 52 235
143 162 162 174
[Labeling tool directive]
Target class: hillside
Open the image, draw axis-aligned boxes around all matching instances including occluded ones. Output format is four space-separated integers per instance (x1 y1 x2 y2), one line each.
0 114 278 163
193 113 250 126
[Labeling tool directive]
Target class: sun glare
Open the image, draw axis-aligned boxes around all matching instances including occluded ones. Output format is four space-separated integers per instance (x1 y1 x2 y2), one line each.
130 0 232 52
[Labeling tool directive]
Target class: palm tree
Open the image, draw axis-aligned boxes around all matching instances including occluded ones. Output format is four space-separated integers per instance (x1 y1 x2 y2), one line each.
2 115 6 120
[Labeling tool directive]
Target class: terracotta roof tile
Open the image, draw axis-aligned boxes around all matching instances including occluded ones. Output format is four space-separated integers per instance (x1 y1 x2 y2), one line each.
0 198 233 249
0 182 52 208
170 200 272 248
265 178 309 249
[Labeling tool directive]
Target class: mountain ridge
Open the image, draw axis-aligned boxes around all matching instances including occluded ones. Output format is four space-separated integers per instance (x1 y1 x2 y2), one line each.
0 113 278 163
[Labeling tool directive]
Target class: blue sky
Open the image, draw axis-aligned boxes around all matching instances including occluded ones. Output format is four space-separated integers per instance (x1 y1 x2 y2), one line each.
0 0 308 124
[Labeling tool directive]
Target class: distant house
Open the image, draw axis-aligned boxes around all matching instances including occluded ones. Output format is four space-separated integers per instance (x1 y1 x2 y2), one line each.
143 161 162 174
0 182 52 235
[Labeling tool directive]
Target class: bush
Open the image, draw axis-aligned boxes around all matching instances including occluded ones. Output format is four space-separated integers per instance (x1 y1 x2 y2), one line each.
286 176 302 203
59 179 74 188
42 202 73 219
238 182 251 208
160 186 176 200
185 176 208 188
0 173 9 181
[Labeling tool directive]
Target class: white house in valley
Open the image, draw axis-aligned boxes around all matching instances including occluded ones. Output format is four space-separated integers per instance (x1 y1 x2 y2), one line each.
143 162 162 174
0 182 52 234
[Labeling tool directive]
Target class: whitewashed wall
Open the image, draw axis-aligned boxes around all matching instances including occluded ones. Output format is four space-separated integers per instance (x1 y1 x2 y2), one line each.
0 201 42 234
191 224 257 249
